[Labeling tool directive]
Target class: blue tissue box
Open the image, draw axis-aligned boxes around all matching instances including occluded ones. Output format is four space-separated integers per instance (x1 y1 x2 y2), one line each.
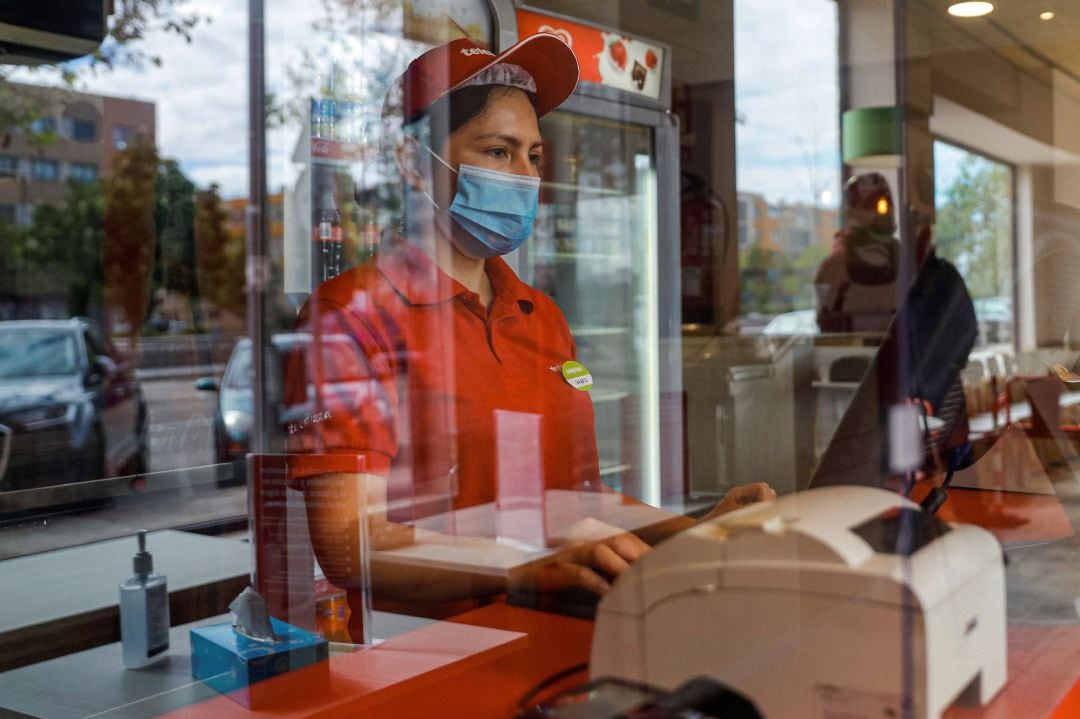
190 617 329 707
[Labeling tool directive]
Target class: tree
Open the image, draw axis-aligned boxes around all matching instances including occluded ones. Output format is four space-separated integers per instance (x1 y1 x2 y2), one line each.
104 136 158 343
195 183 246 327
26 179 106 319
154 158 200 328
935 155 1011 299
2 153 205 331
740 244 797 315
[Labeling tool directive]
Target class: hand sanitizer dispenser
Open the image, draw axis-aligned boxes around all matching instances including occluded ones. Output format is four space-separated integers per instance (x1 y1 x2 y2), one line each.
119 530 170 668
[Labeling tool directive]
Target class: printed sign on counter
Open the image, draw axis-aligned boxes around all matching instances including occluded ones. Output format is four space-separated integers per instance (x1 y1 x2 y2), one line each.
516 9 665 100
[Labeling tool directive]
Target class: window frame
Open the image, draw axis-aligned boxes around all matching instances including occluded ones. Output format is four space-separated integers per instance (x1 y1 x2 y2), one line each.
30 158 59 182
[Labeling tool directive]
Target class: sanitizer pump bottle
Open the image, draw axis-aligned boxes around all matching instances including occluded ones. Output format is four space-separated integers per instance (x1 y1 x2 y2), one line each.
120 530 170 668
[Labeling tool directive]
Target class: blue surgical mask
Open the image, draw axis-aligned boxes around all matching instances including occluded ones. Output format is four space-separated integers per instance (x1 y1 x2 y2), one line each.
422 145 541 258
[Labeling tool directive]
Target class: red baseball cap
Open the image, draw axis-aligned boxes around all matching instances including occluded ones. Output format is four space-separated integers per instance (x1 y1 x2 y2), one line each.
397 34 580 123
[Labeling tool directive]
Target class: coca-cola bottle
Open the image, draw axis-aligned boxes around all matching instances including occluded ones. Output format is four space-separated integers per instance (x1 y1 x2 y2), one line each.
315 188 343 282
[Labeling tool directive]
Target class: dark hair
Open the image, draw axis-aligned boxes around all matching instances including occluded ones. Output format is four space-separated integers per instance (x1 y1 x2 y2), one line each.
407 84 538 144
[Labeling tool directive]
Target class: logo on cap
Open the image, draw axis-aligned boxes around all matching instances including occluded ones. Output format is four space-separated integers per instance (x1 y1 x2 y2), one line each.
461 47 495 57
538 25 573 48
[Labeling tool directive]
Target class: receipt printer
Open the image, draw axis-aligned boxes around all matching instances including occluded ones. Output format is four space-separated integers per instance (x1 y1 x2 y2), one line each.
591 486 1006 719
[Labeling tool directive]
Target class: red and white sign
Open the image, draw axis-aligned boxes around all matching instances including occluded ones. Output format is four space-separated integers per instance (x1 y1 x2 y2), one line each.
310 137 372 166
516 9 665 101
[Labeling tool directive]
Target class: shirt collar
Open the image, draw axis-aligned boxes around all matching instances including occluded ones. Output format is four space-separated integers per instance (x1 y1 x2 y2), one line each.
377 239 463 305
377 238 534 315
486 253 535 317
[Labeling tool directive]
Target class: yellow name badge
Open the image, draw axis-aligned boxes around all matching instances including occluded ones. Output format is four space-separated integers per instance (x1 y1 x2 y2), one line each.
561 360 594 391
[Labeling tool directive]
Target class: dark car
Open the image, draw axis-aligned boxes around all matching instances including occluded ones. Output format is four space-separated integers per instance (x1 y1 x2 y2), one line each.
197 332 385 464
0 318 149 491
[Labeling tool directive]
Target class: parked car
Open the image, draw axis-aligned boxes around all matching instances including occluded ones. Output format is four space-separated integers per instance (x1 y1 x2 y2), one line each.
197 333 385 465
0 318 149 491
762 309 820 337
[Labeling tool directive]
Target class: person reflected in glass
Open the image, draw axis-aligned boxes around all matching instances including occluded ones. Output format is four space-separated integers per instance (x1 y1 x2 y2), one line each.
815 172 901 335
812 175 984 503
286 35 774 635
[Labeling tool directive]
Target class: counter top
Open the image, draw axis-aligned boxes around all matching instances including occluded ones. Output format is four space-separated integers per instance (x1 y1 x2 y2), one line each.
0 530 250 670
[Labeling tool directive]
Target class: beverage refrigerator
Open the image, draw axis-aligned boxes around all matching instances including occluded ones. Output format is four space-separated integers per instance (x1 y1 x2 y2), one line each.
510 6 682 505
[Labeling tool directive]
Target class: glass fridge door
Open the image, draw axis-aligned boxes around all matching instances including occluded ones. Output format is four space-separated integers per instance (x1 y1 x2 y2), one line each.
516 107 662 503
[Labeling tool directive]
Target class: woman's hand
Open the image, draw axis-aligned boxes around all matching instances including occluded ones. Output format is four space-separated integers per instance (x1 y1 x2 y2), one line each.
699 482 777 523
509 530 652 596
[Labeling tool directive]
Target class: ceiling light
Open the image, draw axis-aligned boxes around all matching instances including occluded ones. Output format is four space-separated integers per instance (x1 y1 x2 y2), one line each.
1040 11 1055 20
948 2 994 17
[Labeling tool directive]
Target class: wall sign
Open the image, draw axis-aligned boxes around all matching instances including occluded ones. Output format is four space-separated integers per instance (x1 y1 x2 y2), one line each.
516 9 665 101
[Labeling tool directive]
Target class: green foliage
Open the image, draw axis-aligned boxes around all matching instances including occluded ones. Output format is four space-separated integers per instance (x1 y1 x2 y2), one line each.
739 242 823 316
740 244 794 314
104 137 159 341
101 0 206 71
2 137 237 334
155 159 197 294
0 179 107 319
0 85 70 150
195 183 246 319
32 179 106 318
793 243 829 271
935 154 1011 300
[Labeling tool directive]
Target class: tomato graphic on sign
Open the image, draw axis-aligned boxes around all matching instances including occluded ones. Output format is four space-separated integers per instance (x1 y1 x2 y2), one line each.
608 39 627 72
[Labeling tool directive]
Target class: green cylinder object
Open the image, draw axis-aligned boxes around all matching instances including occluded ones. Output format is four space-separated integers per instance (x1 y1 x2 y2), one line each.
842 106 901 166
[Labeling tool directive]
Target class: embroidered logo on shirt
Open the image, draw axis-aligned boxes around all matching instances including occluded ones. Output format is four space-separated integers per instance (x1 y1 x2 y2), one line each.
287 410 332 435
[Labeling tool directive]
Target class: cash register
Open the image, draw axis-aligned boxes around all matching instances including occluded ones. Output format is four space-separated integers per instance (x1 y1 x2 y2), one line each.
590 485 1006 719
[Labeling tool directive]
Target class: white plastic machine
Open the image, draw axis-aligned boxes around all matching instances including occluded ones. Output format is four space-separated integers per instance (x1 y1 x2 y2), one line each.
590 486 1006 719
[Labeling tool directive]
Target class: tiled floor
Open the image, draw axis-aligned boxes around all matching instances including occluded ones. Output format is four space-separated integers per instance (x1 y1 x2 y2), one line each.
1005 464 1080 624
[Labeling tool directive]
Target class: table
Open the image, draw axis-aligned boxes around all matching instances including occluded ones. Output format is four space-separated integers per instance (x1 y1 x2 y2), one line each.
160 600 1080 719
2 595 1078 717
3 485 1080 718
0 530 250 671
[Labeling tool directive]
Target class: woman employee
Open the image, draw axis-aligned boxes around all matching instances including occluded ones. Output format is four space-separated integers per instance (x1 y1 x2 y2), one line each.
287 34 774 633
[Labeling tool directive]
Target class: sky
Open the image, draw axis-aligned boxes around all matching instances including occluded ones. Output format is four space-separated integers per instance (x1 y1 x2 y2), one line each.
12 0 324 198
934 140 971 203
734 0 840 208
11 0 842 207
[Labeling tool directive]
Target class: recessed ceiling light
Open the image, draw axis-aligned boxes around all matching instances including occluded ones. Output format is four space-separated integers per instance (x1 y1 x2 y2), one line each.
1040 11 1055 20
948 2 994 17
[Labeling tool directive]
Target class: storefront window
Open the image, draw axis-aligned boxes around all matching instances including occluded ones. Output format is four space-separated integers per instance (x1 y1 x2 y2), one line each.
735 0 840 324
1 1 1079 717
935 140 1014 348
0 0 251 608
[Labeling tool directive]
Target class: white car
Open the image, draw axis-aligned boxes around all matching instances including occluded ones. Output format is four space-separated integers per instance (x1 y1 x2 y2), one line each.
761 309 819 337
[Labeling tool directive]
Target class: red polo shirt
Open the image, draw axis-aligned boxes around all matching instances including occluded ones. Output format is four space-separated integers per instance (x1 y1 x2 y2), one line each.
285 239 600 519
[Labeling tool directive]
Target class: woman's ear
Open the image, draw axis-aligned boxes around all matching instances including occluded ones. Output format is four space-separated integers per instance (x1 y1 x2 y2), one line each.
395 135 428 194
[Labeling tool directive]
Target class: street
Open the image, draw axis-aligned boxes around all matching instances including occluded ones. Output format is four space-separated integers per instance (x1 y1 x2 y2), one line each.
143 374 219 472
0 372 246 560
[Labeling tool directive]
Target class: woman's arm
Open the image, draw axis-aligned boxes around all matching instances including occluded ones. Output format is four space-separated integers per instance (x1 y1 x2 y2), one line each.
301 473 775 604
300 471 511 604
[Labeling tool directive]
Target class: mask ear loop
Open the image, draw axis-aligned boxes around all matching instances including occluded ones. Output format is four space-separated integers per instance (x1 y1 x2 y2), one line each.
417 143 458 211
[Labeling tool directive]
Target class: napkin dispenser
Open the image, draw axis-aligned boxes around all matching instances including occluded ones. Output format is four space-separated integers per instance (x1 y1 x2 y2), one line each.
190 588 329 707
